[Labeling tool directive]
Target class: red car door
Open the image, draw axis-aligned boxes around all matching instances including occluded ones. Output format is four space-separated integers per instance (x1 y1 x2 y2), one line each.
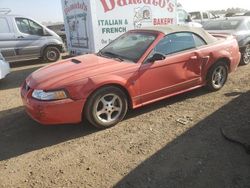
137 32 206 105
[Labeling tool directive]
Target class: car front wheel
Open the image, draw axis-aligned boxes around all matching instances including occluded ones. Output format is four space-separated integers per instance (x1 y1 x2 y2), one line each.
85 86 128 129
206 62 228 91
43 46 61 62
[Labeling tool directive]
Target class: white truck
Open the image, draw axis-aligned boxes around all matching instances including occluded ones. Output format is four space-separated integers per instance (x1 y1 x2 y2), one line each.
61 0 193 55
189 11 219 25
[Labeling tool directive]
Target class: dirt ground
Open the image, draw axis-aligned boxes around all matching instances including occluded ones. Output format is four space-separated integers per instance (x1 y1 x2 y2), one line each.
0 59 249 188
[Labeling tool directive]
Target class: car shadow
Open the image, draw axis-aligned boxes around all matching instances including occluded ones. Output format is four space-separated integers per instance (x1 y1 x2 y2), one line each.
0 55 71 90
0 107 97 161
9 59 46 68
0 65 44 90
115 91 250 188
126 87 207 120
0 87 208 161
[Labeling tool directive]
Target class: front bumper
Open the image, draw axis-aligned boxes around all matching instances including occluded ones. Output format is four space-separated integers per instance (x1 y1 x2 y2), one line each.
0 59 10 80
21 84 86 125
61 43 66 53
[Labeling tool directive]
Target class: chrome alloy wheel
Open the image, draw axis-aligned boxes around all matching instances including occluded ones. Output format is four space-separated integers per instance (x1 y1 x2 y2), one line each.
47 50 57 61
95 94 123 124
243 45 250 65
212 65 227 89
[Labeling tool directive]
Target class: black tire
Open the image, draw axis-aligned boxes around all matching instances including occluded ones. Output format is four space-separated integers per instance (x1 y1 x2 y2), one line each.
84 86 128 129
206 61 228 91
240 44 250 65
43 46 61 62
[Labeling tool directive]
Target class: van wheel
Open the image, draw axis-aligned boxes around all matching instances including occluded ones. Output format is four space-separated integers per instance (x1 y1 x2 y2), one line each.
43 46 60 62
85 86 128 129
241 44 250 65
206 61 228 91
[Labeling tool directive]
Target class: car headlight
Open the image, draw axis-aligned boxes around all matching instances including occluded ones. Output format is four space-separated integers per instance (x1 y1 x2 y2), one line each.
32 89 68 101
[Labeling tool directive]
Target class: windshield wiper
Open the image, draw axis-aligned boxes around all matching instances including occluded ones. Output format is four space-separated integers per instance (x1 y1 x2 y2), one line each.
99 51 124 62
97 51 106 57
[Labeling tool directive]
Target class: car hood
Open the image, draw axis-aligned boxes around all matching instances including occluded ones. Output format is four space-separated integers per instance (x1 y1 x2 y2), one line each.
27 54 137 89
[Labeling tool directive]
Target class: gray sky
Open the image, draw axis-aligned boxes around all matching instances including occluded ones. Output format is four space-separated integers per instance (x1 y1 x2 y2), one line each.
179 0 250 11
0 0 249 22
0 0 63 22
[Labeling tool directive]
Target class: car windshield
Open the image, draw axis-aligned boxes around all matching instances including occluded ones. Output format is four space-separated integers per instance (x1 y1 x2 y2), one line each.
204 20 242 30
98 32 157 62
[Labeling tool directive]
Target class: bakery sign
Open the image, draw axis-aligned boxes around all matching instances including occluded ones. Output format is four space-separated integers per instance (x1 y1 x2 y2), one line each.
61 0 177 54
64 0 88 15
100 0 175 13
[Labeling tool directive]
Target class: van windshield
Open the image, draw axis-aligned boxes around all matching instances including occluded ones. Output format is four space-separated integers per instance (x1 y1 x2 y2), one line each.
98 32 157 63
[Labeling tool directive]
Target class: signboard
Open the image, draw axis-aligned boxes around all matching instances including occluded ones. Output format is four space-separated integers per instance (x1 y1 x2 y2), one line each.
62 0 93 53
94 0 177 50
62 0 177 54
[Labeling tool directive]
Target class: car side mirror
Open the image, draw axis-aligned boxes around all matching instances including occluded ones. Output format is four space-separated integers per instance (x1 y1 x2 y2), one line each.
148 53 165 63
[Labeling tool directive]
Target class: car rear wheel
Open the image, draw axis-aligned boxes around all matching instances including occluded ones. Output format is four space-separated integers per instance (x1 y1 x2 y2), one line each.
241 44 250 65
206 62 228 91
43 46 61 62
85 86 128 129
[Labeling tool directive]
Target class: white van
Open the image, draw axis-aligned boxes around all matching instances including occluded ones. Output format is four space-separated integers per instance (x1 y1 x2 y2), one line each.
0 14 65 62
0 52 10 80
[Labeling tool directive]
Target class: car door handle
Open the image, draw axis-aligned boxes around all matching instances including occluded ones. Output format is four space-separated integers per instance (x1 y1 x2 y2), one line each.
201 56 210 59
190 55 198 60
17 36 24 39
201 56 210 64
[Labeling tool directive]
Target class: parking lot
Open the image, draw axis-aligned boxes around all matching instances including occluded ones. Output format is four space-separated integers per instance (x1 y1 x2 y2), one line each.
0 59 250 187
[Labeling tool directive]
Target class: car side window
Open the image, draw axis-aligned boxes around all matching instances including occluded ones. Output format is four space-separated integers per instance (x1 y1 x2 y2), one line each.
154 32 196 56
15 18 43 36
193 34 206 47
209 13 215 19
0 18 10 33
203 12 209 19
16 18 30 34
190 12 201 20
177 9 188 23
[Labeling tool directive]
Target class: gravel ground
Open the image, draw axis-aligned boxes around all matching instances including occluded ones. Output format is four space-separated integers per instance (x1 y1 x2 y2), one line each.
0 59 249 188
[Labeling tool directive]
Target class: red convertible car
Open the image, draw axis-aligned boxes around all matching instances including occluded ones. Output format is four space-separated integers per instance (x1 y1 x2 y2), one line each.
21 25 241 128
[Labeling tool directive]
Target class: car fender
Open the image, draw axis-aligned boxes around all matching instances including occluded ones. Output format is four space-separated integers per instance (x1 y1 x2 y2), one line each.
40 41 64 56
80 75 137 108
203 49 231 77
